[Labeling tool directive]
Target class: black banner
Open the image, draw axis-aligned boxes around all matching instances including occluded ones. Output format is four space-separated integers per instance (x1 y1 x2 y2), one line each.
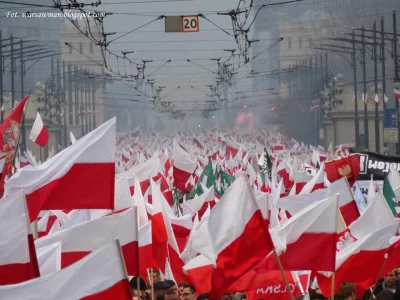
349 148 400 180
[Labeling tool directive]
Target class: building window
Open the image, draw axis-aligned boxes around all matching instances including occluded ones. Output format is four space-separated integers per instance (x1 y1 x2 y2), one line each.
288 37 292 49
298 37 302 49
79 42 83 53
309 38 312 47
90 43 93 53
69 43 73 54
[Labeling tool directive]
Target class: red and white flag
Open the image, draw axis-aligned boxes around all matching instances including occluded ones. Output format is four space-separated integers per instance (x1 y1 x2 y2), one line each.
5 118 116 221
199 176 274 298
173 140 197 192
35 207 139 276
258 195 345 272
394 88 400 100
317 222 400 297
374 94 380 104
35 242 61 276
29 112 49 147
0 191 40 285
0 242 133 300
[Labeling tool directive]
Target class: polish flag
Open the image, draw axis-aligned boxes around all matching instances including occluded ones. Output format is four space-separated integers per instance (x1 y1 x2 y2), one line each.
337 191 396 252
37 210 69 238
327 177 360 226
183 255 214 294
35 242 61 276
0 191 40 285
317 222 400 297
170 214 193 253
198 176 274 298
5 118 116 222
35 207 139 276
374 94 380 104
258 195 345 272
29 112 49 147
0 156 6 178
299 164 325 194
394 88 400 100
0 242 133 300
151 180 189 283
173 140 197 192
89 174 133 220
124 155 163 195
280 178 359 227
180 212 204 264
138 223 152 280
225 138 240 158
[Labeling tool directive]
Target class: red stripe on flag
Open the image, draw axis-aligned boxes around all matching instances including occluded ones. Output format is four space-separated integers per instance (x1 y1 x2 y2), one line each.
26 163 115 221
80 279 132 300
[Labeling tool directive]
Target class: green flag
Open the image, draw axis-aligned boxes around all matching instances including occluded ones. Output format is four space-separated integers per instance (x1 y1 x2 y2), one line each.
188 160 215 199
383 176 400 217
215 169 234 197
258 148 272 182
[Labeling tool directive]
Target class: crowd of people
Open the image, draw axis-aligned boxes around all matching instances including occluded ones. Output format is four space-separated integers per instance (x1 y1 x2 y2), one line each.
126 268 400 300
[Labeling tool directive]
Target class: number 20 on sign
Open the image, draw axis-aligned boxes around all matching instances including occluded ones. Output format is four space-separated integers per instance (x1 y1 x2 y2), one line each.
182 15 199 32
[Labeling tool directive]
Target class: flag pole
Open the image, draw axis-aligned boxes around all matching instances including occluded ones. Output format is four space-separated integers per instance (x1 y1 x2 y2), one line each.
330 272 336 300
272 248 295 300
368 255 388 300
135 206 141 298
150 268 155 300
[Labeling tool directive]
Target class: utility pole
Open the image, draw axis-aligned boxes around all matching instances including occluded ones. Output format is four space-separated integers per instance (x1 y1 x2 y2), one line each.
0 30 3 123
57 59 61 147
394 11 400 154
352 31 360 149
381 17 387 153
361 26 369 149
373 21 380 152
10 34 15 108
92 77 96 129
63 60 67 146
20 38 26 152
51 56 54 89
309 56 313 145
85 76 89 133
68 63 73 126
74 65 79 126
80 67 84 137
381 17 387 112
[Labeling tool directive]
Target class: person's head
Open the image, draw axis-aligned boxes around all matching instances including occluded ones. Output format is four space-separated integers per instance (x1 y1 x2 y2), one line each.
178 282 188 295
377 290 394 300
197 293 209 300
296 293 325 300
309 293 326 300
154 281 171 297
182 284 196 300
337 282 356 300
384 271 398 288
151 269 161 284
130 276 147 299
163 289 180 300
165 280 177 293
396 266 400 279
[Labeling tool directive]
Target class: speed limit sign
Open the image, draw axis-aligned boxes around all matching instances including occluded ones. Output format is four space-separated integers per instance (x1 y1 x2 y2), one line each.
182 15 199 32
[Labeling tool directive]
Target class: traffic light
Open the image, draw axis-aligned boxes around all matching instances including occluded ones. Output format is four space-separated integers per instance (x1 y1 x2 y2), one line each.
270 105 276 111
243 104 248 109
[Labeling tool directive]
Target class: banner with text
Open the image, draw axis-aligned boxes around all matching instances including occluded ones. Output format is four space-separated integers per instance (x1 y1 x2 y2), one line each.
349 148 400 180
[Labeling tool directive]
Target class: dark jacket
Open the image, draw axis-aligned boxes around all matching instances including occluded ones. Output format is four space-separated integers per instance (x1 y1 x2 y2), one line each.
375 279 400 296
